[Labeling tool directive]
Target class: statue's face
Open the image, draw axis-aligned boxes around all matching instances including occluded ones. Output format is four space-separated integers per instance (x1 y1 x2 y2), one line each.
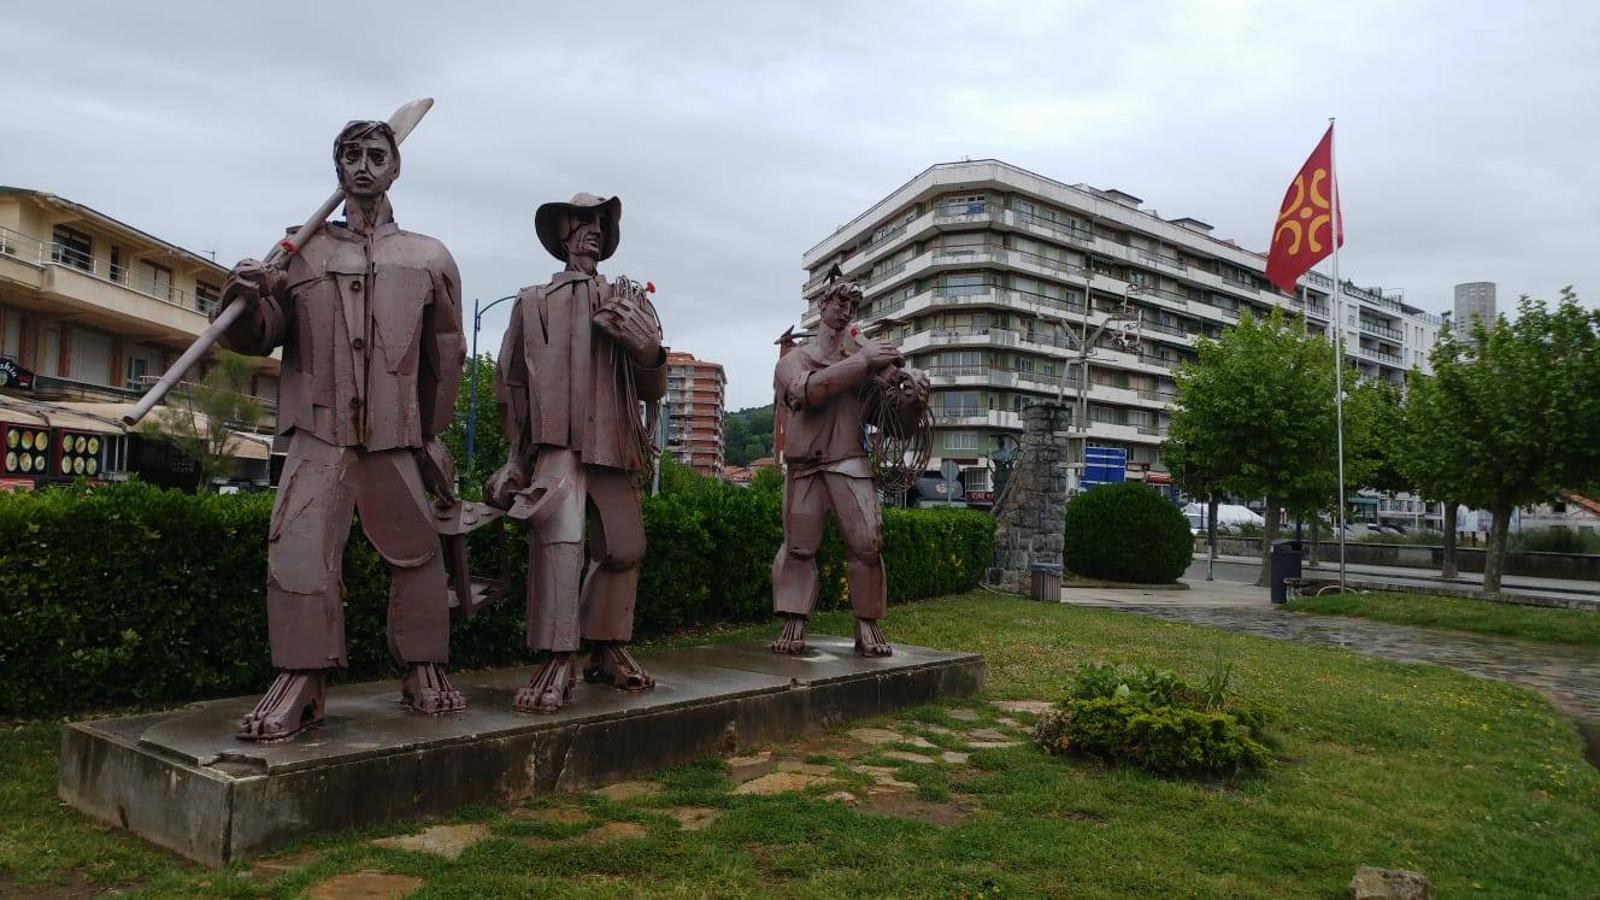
337 135 399 199
820 286 860 331
561 211 603 261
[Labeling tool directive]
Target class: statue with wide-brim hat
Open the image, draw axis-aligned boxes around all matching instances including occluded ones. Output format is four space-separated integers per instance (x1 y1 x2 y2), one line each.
534 193 621 262
486 191 666 714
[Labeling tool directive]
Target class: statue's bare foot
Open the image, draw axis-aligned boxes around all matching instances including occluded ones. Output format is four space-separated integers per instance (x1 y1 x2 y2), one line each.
854 618 893 657
770 614 808 655
584 642 655 691
513 653 575 714
401 662 467 715
237 670 326 742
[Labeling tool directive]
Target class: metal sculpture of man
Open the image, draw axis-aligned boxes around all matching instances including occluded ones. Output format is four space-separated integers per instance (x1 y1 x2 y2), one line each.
216 119 467 740
771 274 929 656
486 194 666 713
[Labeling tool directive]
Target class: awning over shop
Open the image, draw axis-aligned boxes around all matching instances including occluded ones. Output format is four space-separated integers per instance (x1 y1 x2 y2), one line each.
0 397 275 461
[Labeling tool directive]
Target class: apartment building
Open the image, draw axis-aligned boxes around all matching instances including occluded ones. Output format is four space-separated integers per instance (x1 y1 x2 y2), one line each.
1451 281 1497 342
663 350 726 477
797 160 1443 506
0 188 278 487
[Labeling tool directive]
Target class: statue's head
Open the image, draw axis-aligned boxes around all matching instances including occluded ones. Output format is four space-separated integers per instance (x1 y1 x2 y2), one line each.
333 120 401 200
535 194 621 264
818 279 862 331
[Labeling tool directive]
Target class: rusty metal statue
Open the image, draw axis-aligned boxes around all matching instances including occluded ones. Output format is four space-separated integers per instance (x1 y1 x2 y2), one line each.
771 271 930 657
486 194 666 713
213 116 467 740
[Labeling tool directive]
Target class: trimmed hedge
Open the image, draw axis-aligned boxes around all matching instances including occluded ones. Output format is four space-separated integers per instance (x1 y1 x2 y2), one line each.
0 476 991 716
1063 482 1193 584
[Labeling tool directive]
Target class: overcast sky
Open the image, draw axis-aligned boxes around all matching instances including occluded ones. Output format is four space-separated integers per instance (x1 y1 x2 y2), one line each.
5 1 1597 409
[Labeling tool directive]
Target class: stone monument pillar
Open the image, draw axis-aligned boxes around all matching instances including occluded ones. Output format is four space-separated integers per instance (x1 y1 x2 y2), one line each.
991 400 1073 594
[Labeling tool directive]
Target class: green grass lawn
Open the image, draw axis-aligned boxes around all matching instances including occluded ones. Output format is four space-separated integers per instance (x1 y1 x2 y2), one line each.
1287 590 1600 647
4 593 1599 898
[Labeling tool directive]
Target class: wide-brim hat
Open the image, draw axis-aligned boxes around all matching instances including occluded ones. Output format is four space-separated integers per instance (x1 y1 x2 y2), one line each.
535 193 621 262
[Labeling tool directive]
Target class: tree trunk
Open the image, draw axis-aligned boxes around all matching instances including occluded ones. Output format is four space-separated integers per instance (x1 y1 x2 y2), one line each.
1483 504 1511 594
1308 516 1322 567
1256 498 1280 587
1440 502 1459 579
1206 494 1219 581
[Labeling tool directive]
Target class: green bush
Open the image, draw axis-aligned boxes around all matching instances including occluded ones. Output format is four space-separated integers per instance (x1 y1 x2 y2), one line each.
1033 661 1273 777
0 475 993 717
1063 483 1193 583
1510 526 1600 555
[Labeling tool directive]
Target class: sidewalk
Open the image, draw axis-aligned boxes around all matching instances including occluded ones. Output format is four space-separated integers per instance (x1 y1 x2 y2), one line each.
1199 553 1600 603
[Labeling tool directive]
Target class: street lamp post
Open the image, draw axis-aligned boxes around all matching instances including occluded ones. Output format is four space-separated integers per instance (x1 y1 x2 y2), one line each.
466 293 518 489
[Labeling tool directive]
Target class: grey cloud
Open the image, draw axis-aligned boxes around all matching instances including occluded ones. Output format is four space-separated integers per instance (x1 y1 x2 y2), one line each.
3 1 1596 409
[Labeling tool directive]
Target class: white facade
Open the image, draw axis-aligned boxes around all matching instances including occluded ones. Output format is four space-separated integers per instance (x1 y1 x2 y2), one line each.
798 160 1444 502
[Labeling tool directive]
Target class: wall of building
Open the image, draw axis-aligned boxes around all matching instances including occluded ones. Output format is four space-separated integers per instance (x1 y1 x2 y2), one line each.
796 160 1445 504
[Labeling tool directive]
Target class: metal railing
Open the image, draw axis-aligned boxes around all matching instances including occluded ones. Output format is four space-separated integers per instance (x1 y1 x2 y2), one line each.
6 229 218 316
1359 319 1403 341
1004 208 1095 246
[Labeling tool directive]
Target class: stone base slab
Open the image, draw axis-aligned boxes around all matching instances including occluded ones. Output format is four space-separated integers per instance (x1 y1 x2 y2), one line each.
58 636 984 866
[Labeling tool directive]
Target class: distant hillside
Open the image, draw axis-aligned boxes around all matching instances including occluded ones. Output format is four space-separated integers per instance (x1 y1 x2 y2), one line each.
724 404 774 466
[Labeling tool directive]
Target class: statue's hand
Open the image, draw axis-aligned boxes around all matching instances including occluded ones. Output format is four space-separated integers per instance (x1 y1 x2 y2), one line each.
485 459 528 511
594 291 662 366
219 258 285 315
415 437 460 516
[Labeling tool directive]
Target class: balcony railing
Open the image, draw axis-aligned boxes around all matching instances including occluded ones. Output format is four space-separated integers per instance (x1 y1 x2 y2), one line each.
1136 285 1189 306
1359 319 1403 341
1 227 220 317
860 261 908 289
1004 208 1095 246
1220 275 1258 295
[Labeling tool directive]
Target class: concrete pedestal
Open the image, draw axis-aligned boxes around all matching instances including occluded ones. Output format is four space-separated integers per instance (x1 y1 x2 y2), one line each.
58 636 983 866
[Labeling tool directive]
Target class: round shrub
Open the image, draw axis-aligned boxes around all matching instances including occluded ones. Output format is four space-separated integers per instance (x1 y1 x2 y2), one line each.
1063 482 1192 584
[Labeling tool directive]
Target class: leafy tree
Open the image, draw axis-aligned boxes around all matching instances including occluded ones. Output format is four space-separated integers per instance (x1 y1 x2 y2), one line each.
1164 309 1337 584
138 350 264 492
440 353 505 499
724 404 775 466
1401 291 1600 592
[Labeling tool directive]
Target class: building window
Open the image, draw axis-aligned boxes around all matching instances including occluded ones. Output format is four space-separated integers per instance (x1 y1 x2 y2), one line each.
110 246 124 282
51 226 93 271
195 281 220 313
140 262 174 301
944 431 978 450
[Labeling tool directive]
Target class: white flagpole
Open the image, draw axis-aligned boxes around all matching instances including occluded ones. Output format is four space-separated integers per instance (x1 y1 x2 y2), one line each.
1328 118 1348 593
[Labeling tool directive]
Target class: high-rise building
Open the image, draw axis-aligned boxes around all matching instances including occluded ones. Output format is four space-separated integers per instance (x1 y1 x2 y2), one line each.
663 350 726 477
1452 281 1497 341
797 160 1443 506
0 188 279 487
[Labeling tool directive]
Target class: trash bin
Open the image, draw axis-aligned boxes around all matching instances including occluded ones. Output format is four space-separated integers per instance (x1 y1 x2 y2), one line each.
1269 539 1302 604
1030 563 1062 602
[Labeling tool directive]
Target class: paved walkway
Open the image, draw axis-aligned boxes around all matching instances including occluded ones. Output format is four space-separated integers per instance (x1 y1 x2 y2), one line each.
1190 553 1600 602
1061 578 1600 724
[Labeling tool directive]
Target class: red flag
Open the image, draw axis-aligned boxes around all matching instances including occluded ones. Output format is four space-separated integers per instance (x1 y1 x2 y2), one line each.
1265 124 1342 294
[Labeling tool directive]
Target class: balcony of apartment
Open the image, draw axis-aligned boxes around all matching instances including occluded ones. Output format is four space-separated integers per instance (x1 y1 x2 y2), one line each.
1358 318 1403 342
929 406 1024 431
0 227 220 345
1357 344 1405 367
1089 381 1175 410
1136 317 1196 349
898 326 1023 356
997 208 1097 250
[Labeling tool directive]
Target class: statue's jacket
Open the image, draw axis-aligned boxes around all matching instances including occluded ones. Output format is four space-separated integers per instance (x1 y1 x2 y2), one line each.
219 207 465 452
496 271 666 473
